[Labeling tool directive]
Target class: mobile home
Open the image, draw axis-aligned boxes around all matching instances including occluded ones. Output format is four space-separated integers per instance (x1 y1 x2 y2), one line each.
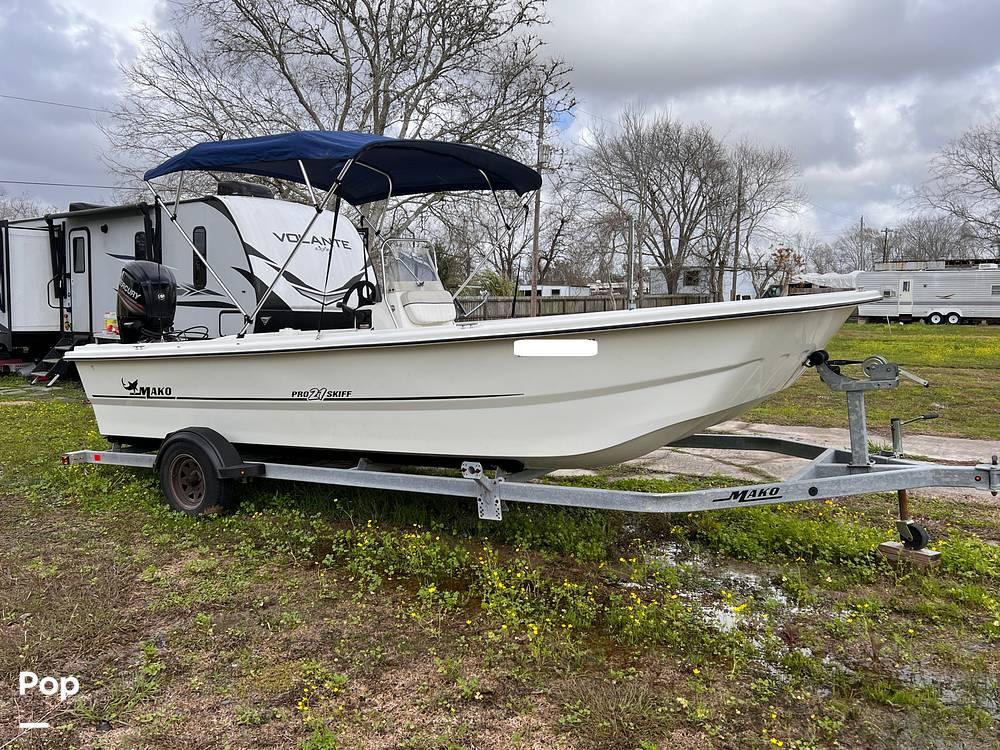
0 182 371 378
796 262 1000 324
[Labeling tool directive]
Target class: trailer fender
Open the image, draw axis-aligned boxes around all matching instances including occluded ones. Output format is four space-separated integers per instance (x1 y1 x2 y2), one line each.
156 427 265 480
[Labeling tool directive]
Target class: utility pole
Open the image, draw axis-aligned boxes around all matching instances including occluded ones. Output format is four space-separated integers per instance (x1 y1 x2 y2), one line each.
859 215 865 270
882 226 891 265
730 164 743 301
636 224 644 307
626 215 636 310
530 94 544 317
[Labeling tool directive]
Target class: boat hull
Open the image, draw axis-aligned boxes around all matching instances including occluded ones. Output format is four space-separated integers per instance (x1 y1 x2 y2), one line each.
69 293 871 469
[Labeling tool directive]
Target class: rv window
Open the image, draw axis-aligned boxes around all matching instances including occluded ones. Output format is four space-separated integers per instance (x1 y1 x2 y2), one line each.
72 236 86 273
902 281 911 292
992 285 1000 296
134 231 147 260
192 226 207 290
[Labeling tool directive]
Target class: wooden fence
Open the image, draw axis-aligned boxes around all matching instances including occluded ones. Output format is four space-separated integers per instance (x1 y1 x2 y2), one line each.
453 293 709 321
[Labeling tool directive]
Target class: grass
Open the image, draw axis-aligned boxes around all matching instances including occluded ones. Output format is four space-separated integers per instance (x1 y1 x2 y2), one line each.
745 322 1000 438
2 322 1000 748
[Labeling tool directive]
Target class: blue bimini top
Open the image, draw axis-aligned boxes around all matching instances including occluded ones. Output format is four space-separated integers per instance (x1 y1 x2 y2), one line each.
143 130 541 205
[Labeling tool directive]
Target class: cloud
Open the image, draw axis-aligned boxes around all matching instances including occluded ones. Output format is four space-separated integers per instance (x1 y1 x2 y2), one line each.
546 0 1000 97
547 0 1000 240
2 0 998 244
0 0 134 209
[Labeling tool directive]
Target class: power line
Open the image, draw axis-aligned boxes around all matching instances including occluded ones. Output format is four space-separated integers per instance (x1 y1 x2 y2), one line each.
0 92 115 115
0 179 125 190
571 107 617 126
807 203 859 221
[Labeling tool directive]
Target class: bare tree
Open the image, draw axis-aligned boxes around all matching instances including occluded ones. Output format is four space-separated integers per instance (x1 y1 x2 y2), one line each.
832 224 881 271
748 245 804 296
694 141 800 300
732 140 801 267
535 174 586 282
778 231 833 273
0 190 53 221
922 117 1000 247
698 160 739 301
578 106 729 293
105 0 572 230
892 214 986 261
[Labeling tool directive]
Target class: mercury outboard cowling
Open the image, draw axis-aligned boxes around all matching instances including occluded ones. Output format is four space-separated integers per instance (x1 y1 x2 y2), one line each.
117 261 177 343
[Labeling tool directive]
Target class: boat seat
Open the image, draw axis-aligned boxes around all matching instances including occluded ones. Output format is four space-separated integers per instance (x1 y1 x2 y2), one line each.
399 289 457 326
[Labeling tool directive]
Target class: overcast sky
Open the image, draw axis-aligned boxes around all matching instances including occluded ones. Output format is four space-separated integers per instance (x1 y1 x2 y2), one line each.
2 0 999 243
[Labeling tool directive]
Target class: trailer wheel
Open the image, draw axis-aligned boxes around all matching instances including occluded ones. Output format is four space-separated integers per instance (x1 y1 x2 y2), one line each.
926 312 943 325
159 441 234 515
946 312 961 325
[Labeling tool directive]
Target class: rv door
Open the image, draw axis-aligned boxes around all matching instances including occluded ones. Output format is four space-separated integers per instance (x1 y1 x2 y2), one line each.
898 279 913 318
0 223 9 350
68 228 93 335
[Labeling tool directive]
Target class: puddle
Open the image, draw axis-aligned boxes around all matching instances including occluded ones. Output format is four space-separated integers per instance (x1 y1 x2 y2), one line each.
617 541 805 633
701 602 740 632
646 541 688 567
898 664 999 718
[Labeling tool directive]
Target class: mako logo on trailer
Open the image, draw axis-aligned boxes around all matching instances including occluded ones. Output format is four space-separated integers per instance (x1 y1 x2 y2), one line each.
121 379 173 398
712 486 783 504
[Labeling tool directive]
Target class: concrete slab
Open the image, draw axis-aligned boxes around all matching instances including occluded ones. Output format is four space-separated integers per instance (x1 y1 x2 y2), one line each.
624 447 801 482
713 420 997 464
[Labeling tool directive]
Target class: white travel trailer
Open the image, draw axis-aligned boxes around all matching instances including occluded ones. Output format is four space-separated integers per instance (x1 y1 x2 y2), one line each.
796 262 1000 324
0 183 371 379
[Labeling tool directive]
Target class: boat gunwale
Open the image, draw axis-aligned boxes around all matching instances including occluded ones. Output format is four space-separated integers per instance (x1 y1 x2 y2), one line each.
67 290 879 362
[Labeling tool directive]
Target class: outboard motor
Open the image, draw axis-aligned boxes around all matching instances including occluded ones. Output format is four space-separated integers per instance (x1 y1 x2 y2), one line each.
117 261 177 343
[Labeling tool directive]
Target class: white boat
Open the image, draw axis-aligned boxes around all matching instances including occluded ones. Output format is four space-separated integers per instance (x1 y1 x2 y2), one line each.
66 131 878 470
69 289 873 469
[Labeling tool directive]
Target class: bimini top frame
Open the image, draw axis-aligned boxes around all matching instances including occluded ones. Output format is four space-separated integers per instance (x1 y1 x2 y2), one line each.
142 130 541 336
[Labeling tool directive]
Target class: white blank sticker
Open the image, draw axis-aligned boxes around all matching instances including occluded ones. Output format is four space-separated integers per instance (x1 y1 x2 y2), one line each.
513 339 598 357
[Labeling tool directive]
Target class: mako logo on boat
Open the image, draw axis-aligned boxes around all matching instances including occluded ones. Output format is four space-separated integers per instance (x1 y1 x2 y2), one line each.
121 378 173 398
713 486 783 504
272 232 352 251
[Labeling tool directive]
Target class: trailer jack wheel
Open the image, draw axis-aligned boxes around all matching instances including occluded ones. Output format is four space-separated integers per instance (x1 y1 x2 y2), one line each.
899 522 930 551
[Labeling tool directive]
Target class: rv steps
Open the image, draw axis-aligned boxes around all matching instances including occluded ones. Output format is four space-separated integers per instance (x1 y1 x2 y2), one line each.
30 334 89 386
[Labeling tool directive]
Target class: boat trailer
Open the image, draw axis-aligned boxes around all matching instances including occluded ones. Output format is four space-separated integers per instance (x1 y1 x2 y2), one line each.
63 352 999 551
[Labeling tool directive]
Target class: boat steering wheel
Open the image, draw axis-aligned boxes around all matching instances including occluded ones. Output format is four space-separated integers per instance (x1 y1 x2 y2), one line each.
337 279 379 314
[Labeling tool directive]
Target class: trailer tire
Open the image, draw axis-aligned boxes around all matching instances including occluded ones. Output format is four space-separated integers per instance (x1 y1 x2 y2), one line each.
159 441 235 515
946 312 961 325
926 313 943 325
